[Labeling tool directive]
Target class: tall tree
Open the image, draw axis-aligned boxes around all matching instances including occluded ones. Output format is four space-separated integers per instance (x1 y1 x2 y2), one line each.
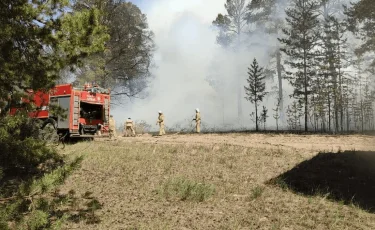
212 0 248 122
72 0 155 101
0 0 108 110
318 0 350 133
246 0 287 119
279 0 321 131
244 58 268 131
213 0 248 48
319 14 350 132
0 0 107 227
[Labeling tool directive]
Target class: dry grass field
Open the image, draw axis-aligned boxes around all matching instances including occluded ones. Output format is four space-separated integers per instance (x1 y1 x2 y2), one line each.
58 133 375 230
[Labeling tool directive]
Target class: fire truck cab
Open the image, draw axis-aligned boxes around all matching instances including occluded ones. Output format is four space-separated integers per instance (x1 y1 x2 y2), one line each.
9 83 111 139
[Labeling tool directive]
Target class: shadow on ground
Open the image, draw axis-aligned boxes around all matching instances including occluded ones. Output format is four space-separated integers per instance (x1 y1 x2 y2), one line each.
268 150 375 213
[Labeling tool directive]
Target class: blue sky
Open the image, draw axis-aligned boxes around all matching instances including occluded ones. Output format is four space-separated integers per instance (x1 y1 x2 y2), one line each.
128 0 149 11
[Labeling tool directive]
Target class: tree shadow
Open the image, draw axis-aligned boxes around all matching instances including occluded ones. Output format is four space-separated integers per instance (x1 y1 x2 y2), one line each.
268 150 375 213
50 189 102 225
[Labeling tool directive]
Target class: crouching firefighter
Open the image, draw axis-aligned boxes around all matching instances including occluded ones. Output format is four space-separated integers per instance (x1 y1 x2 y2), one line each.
124 117 136 137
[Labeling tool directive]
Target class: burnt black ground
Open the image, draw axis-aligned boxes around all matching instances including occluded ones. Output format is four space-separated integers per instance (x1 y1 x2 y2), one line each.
270 150 375 213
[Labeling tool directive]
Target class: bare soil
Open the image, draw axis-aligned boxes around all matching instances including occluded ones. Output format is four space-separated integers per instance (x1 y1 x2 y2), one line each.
60 133 375 230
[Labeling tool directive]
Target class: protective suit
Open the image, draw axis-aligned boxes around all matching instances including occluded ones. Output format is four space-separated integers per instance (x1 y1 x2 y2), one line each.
193 108 201 133
124 118 135 137
108 115 116 139
156 111 165 136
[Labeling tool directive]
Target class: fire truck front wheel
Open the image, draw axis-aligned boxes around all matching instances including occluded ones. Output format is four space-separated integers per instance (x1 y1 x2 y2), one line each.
39 119 59 144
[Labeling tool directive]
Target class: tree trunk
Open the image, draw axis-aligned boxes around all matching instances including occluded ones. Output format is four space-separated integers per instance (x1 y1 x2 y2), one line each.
276 50 283 114
328 93 331 132
237 25 243 123
264 120 266 130
255 102 258 132
303 55 308 132
346 106 350 132
333 78 339 133
361 100 364 133
338 47 344 132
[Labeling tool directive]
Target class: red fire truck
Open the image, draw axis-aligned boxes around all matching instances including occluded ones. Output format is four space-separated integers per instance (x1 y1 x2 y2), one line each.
9 83 111 140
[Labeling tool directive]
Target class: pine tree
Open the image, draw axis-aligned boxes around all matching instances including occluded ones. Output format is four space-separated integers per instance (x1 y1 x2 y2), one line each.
278 0 321 131
317 12 349 133
261 106 269 130
345 0 375 66
213 0 249 122
72 1 155 101
244 58 268 131
273 98 281 131
0 0 107 227
0 0 108 104
246 0 287 118
286 100 303 131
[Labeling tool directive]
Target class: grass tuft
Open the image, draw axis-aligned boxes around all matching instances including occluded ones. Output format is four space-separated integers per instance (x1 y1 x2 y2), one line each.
159 177 215 202
246 185 265 201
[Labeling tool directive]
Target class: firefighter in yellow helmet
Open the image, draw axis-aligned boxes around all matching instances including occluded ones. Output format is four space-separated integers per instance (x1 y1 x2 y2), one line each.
108 115 116 139
156 111 165 136
192 108 201 133
124 117 136 137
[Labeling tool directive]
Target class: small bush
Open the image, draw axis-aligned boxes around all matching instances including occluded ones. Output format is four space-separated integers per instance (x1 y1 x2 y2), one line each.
0 156 86 230
0 114 62 173
134 120 152 134
25 210 49 230
159 177 215 202
246 186 265 201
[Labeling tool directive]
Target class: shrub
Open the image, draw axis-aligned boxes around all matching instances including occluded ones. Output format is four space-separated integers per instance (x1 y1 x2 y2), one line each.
0 114 62 174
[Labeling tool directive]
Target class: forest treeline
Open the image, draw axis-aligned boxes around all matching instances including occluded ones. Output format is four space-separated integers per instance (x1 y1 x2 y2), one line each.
212 0 375 133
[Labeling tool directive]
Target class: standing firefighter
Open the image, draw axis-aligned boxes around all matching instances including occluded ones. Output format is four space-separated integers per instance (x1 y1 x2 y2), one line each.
124 117 136 137
156 111 165 136
193 108 201 133
108 115 116 139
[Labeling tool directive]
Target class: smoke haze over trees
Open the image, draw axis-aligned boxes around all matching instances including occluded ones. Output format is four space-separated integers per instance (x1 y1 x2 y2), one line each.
112 0 374 134
2 0 374 134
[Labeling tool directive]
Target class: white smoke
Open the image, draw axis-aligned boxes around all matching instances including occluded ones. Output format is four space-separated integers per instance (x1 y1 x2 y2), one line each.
111 0 293 131
114 0 359 132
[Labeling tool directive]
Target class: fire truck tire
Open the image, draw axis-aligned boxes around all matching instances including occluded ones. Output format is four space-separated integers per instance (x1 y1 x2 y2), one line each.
40 118 56 129
40 119 59 143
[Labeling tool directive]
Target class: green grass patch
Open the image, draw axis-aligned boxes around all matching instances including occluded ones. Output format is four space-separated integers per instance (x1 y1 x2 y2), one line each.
158 177 215 202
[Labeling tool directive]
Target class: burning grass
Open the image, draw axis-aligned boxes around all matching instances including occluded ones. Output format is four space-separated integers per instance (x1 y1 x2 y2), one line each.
59 135 375 229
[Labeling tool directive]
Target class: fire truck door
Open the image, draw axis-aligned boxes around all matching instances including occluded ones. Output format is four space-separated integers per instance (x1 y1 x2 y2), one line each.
104 98 109 125
56 96 71 129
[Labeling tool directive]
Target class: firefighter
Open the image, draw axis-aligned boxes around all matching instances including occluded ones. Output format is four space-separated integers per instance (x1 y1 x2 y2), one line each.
124 117 135 137
156 111 165 136
108 115 116 139
192 108 201 133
